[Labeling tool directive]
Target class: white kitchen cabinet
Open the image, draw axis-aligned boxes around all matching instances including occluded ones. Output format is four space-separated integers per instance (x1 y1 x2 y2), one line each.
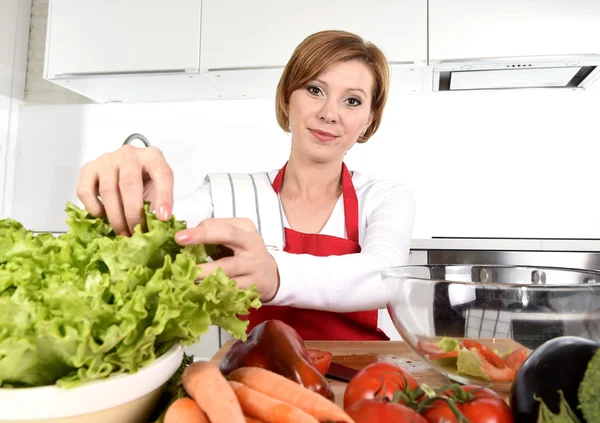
429 0 600 61
45 0 202 77
200 0 428 70
44 1 428 101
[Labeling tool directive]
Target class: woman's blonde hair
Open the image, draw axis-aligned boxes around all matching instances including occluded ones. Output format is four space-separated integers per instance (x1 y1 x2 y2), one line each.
275 30 390 143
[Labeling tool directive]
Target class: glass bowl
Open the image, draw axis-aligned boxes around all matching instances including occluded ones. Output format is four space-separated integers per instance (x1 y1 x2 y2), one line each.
383 264 600 392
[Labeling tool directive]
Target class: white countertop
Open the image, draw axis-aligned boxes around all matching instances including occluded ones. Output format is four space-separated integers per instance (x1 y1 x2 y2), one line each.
410 238 600 252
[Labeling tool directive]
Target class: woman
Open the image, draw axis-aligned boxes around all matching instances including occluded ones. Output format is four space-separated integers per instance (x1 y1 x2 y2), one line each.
76 30 416 341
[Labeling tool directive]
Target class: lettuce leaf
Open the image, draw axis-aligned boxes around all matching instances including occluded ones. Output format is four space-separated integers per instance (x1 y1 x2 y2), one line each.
578 347 600 423
456 348 491 381
0 202 260 388
438 337 460 353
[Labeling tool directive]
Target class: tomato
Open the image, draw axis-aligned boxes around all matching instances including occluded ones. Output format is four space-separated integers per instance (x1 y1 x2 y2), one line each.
306 349 333 376
503 348 528 372
472 350 516 382
343 362 419 410
346 399 428 423
418 340 443 355
460 340 506 369
421 385 514 423
429 350 459 361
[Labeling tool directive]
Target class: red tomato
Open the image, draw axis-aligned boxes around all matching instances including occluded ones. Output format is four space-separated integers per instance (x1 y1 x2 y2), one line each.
460 340 506 369
421 385 514 423
346 399 428 423
429 350 459 361
418 340 443 355
306 349 333 376
343 362 419 410
503 348 528 372
472 350 516 382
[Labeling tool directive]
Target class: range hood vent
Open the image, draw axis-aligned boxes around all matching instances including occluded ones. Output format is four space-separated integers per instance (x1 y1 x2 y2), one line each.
432 55 600 92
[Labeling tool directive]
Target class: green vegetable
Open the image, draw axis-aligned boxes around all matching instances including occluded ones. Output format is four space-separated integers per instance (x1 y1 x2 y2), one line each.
536 391 582 423
578 347 600 422
438 337 459 353
0 203 260 389
456 348 491 381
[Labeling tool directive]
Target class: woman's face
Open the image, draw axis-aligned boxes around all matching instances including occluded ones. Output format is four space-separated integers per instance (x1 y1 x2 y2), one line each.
287 59 374 164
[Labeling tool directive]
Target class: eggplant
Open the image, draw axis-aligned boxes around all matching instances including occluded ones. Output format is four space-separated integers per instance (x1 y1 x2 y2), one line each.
510 336 599 422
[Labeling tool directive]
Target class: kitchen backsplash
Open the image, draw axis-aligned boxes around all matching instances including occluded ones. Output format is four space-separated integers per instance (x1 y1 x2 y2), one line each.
7 87 600 240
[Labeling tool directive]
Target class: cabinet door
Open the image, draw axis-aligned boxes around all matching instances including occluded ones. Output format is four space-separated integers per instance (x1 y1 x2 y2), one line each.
430 0 600 60
46 0 202 77
200 0 427 70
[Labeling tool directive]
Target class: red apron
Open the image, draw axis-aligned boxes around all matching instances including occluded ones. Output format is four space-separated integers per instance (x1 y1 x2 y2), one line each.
243 162 389 341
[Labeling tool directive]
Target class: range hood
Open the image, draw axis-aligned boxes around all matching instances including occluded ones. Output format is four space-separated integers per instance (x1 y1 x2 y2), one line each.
431 54 600 92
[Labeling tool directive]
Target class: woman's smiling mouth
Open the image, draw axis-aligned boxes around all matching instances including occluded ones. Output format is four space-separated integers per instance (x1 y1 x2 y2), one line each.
309 128 338 142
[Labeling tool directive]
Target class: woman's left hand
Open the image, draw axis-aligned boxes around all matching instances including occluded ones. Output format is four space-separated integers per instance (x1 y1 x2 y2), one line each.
174 218 280 302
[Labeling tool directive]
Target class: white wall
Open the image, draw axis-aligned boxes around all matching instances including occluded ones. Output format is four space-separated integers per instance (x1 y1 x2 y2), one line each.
9 86 600 240
1 0 31 218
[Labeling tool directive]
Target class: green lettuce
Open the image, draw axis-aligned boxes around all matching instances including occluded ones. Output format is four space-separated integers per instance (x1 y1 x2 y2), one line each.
456 348 491 381
438 337 460 353
578 347 600 422
0 203 260 388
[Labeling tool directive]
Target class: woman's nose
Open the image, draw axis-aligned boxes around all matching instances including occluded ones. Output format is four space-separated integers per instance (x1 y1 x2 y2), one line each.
317 100 339 123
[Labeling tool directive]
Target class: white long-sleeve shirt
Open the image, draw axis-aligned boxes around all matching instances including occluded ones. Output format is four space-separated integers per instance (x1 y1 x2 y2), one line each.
173 169 416 313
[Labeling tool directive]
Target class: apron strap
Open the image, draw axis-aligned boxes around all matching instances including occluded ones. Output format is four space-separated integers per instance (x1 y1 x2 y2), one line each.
341 163 360 243
205 172 286 250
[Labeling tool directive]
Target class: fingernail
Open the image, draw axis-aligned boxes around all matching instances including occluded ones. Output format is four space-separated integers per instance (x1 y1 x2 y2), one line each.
159 205 170 221
175 231 191 244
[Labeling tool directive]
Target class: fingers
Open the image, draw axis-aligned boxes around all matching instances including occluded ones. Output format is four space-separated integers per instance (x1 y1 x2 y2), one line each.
77 163 105 218
143 148 174 220
119 163 145 233
175 218 258 249
99 167 129 235
197 259 255 290
175 218 257 247
76 145 175 234
198 256 252 279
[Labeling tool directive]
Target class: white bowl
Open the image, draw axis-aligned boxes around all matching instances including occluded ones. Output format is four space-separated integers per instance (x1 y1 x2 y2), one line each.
0 344 184 423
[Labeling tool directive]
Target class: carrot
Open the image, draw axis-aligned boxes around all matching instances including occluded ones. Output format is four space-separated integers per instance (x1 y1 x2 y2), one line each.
164 397 209 423
182 361 245 423
245 417 265 423
230 380 319 423
228 367 355 423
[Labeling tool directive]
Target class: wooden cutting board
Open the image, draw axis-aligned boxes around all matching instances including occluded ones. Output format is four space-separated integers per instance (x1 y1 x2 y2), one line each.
210 340 518 408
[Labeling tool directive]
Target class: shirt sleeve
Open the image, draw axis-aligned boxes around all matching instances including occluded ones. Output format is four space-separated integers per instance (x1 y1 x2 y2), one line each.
267 180 416 313
172 178 214 228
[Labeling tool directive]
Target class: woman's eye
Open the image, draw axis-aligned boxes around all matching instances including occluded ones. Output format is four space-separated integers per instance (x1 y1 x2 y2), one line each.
346 97 362 107
307 86 322 95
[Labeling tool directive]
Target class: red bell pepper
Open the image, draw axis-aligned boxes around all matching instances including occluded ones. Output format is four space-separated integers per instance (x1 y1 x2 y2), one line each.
219 319 335 400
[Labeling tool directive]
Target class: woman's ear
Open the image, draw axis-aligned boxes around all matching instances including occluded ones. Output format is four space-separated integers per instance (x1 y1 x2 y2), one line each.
364 112 374 133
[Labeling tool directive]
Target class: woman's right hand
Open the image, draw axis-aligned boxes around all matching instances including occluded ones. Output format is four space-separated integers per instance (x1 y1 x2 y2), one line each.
76 145 175 236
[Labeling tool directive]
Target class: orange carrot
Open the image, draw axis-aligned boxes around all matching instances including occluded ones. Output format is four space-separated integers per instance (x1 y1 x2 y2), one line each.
245 417 265 423
182 361 245 423
230 380 319 423
228 367 355 423
164 397 209 423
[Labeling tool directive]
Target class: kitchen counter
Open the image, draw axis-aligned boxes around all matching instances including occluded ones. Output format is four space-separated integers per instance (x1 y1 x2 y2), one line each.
210 340 511 407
